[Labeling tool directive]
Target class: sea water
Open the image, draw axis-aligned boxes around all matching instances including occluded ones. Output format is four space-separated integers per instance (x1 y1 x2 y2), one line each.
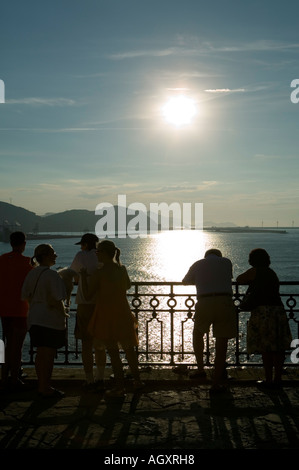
8 228 299 282
1 229 298 366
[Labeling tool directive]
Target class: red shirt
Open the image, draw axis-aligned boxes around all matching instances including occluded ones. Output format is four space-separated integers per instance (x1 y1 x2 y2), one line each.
0 251 33 317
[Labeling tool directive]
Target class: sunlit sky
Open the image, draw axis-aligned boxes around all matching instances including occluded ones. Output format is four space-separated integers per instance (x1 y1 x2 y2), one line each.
1 0 299 226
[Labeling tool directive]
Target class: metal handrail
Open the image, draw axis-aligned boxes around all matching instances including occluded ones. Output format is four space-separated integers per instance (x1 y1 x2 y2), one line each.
126 281 299 367
7 281 299 368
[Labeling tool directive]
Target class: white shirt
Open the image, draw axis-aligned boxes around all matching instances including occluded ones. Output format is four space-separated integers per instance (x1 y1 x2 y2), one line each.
22 266 67 330
70 249 100 304
182 254 233 296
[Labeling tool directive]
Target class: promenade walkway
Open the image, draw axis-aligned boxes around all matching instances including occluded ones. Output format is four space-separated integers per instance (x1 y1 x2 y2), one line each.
1 366 299 457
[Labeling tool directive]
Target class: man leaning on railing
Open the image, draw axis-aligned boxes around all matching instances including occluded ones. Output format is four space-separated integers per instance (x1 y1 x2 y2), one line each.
182 248 237 394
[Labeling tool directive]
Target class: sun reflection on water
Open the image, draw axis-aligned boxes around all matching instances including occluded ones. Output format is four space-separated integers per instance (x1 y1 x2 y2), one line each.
148 229 207 281
125 230 242 365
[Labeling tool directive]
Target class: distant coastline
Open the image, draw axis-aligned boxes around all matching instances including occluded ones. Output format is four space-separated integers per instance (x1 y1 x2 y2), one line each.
0 227 291 243
0 200 294 242
22 226 289 241
26 233 80 240
203 227 288 234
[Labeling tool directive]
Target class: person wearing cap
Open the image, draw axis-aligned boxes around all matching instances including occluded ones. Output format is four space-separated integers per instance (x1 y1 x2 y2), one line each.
70 233 106 388
182 248 237 392
0 231 33 391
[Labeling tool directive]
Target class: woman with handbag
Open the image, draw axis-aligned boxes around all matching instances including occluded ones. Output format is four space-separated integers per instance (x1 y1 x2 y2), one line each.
22 244 67 398
237 248 292 388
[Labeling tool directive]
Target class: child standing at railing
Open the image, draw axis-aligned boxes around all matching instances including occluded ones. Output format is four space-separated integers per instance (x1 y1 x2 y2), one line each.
80 240 143 397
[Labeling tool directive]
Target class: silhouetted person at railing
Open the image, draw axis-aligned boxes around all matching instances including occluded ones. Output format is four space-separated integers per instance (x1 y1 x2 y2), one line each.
182 248 237 393
22 244 67 398
0 231 33 392
70 233 106 389
80 240 143 398
237 248 292 389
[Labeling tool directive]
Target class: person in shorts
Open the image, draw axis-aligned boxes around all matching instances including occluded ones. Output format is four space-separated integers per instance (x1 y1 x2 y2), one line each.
70 234 106 388
22 244 67 398
182 248 237 392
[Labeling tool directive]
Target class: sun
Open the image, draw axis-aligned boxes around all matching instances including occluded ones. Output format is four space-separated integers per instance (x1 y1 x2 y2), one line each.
162 95 197 127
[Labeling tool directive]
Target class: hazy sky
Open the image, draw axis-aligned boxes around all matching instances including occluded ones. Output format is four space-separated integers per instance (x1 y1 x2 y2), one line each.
1 0 298 226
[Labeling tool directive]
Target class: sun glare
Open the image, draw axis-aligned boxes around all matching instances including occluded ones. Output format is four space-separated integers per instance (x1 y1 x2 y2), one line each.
150 230 207 281
162 95 197 127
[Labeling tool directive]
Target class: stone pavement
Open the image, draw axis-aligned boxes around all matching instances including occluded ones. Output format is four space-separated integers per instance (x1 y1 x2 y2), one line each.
1 366 299 455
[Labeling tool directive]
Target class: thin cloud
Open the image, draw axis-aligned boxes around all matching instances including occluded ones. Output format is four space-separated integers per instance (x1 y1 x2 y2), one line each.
108 48 177 60
0 127 100 133
254 153 281 160
137 182 218 195
215 40 299 53
108 40 299 62
6 97 76 106
205 88 246 93
166 87 190 91
74 72 106 78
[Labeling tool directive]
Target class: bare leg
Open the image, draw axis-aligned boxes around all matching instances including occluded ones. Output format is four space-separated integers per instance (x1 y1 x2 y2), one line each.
10 325 27 384
193 329 205 372
123 346 144 391
1 318 27 385
35 346 56 394
107 347 125 390
94 348 106 381
82 338 94 383
273 351 285 384
261 352 273 383
213 337 228 386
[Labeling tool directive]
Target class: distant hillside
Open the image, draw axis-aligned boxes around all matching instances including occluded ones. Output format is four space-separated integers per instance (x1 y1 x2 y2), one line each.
39 209 96 232
1 201 242 236
0 201 41 233
0 202 99 234
0 201 157 236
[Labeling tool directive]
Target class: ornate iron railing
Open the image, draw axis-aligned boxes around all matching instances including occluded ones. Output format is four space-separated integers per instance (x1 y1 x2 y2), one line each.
13 281 298 368
126 281 299 367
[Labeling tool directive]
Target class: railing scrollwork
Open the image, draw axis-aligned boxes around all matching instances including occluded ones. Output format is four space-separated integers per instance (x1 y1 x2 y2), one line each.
5 281 297 368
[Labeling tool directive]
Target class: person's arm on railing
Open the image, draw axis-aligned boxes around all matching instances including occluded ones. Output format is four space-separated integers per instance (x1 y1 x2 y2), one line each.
236 268 256 284
182 267 195 285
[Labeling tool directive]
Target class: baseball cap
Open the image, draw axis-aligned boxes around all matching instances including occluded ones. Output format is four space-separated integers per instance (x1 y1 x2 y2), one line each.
75 233 99 245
